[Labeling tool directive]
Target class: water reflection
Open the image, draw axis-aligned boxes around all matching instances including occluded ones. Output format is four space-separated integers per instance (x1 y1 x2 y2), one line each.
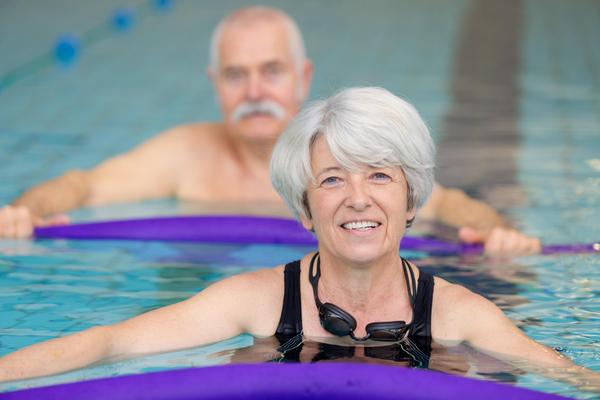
218 335 524 385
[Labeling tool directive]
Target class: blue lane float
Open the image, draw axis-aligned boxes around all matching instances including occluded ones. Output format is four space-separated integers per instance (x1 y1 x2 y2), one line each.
54 34 81 65
2 363 570 400
152 0 173 11
110 7 135 32
34 215 600 255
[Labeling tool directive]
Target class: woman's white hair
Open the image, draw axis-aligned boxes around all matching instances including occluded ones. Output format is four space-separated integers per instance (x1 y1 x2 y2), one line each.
270 87 436 221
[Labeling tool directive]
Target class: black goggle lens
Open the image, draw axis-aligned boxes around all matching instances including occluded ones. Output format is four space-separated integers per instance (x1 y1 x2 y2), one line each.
366 322 410 341
322 316 353 337
319 302 357 337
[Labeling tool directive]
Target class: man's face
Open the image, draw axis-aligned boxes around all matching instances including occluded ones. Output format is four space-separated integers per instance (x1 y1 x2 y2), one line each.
211 20 312 143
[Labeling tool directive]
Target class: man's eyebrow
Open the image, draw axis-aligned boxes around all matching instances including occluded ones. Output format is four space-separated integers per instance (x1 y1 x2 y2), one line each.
262 60 284 67
222 65 244 71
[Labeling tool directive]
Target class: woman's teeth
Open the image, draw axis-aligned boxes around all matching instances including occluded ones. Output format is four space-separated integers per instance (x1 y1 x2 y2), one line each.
342 221 380 230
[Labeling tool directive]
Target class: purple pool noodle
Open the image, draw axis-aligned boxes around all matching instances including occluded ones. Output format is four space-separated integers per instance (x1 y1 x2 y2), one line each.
35 215 317 245
34 215 599 255
2 363 569 400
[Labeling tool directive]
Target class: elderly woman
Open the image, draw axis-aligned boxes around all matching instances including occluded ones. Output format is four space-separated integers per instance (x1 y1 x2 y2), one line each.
0 88 594 386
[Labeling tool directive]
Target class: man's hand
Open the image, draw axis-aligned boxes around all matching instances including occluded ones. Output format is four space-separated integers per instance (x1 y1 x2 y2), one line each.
458 226 541 255
0 205 69 239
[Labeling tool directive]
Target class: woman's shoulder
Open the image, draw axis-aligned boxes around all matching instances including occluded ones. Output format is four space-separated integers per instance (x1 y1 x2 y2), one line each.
432 276 485 307
222 264 286 293
430 276 497 341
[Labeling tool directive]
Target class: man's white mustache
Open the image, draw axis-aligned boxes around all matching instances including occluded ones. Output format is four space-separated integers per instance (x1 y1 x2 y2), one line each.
232 100 286 122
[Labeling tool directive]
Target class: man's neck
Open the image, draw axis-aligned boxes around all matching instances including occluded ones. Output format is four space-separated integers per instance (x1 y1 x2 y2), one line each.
225 131 276 175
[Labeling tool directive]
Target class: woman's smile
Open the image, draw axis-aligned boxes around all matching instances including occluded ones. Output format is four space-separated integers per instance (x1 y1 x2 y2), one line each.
340 220 381 231
338 219 383 239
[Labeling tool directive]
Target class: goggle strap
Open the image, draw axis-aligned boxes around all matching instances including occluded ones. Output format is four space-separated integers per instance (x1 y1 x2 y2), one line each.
401 257 417 307
308 252 324 309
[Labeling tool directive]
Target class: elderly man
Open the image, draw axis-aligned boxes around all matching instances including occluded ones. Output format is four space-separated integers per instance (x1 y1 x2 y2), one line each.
0 6 539 254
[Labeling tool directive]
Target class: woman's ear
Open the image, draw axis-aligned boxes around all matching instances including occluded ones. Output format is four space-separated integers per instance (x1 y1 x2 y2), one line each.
406 207 417 228
300 191 314 231
300 212 314 231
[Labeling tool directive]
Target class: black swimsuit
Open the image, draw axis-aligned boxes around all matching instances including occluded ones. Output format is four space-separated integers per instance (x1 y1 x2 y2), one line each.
274 259 435 367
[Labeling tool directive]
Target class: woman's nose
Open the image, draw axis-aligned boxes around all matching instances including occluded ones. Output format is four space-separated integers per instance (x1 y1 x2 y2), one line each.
344 178 371 210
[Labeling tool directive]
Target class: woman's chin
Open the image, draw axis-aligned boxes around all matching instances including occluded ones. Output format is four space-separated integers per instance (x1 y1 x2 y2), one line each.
331 245 394 266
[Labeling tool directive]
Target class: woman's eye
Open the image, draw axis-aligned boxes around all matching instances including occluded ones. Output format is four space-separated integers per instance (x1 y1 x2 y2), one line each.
371 172 391 182
321 176 341 186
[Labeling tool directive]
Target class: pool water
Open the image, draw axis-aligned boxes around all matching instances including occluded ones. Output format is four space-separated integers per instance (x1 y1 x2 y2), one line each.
1 0 599 398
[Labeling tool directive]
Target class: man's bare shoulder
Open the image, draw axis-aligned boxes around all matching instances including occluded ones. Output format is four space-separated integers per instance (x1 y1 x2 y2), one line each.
154 122 227 148
128 123 229 174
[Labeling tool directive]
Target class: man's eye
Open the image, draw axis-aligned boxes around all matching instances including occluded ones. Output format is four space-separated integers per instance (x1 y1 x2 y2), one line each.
223 69 245 82
263 64 284 78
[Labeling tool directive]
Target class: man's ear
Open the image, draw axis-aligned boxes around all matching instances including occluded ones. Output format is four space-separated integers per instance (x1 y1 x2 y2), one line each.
300 60 314 101
206 67 216 83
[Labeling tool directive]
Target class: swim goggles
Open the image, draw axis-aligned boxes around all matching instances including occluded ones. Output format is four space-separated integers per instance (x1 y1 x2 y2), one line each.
308 252 416 342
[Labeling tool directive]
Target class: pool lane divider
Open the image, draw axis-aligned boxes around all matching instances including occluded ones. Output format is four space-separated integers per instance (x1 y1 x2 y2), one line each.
0 0 173 92
2 363 571 400
33 215 600 255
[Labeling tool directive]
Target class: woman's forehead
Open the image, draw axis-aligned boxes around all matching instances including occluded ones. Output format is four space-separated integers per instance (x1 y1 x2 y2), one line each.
310 137 400 171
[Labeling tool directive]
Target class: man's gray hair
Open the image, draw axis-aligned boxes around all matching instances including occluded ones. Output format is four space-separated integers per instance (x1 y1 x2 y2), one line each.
270 87 436 220
209 6 306 72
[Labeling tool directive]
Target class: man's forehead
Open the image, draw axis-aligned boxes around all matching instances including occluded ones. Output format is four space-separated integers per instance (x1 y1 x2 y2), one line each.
218 20 294 67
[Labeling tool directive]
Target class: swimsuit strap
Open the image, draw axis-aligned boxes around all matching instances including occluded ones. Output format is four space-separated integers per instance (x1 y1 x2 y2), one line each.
409 269 434 345
275 260 303 338
401 257 417 307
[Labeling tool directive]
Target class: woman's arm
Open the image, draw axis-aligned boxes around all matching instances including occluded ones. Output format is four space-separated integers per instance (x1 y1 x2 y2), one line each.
437 282 600 391
0 268 282 382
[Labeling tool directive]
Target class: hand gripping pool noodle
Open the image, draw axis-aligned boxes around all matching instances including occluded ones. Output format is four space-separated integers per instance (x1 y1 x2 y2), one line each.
2 363 570 400
34 215 600 255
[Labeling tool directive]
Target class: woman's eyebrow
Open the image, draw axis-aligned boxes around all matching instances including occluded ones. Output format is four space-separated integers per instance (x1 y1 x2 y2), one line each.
315 166 342 176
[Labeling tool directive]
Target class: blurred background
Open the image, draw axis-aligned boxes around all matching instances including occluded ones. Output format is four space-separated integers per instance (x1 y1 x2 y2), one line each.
0 0 598 243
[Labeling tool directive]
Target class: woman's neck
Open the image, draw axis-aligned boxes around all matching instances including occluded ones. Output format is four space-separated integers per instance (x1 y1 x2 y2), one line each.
316 251 405 312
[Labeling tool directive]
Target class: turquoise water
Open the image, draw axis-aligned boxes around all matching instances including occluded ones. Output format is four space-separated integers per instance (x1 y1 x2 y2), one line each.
1 0 599 398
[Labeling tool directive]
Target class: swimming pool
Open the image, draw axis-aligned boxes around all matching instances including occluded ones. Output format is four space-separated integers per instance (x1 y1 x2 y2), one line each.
1 0 599 398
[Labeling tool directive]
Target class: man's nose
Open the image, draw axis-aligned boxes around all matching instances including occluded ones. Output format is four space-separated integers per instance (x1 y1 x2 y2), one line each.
344 178 371 211
246 73 265 100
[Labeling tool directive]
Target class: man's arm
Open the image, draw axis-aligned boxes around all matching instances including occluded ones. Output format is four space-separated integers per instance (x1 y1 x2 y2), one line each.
0 268 281 382
0 126 195 238
421 184 541 255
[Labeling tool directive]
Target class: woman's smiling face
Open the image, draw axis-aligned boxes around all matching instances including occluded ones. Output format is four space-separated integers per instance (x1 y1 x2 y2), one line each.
301 136 415 265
